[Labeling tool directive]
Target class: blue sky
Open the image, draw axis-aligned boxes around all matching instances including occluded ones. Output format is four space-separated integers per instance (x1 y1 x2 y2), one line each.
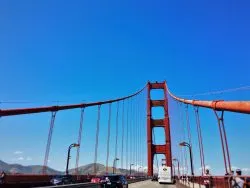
0 0 250 175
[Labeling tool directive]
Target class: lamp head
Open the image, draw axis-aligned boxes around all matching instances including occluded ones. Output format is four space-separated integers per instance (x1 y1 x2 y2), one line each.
73 143 80 147
179 142 186 146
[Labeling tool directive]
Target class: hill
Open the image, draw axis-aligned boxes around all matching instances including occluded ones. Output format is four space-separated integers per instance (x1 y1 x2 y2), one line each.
0 160 142 175
0 160 62 174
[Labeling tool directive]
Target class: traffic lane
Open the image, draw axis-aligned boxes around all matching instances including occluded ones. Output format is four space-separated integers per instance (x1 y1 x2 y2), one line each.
129 180 176 188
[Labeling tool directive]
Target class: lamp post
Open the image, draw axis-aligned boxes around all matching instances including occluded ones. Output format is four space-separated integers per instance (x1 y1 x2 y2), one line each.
113 158 119 174
173 158 180 178
179 142 194 176
66 143 80 175
130 164 134 176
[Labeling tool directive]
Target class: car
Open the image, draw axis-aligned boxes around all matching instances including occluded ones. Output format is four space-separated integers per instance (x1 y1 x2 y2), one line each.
99 175 128 188
91 176 101 183
127 176 135 179
50 175 74 185
151 175 158 181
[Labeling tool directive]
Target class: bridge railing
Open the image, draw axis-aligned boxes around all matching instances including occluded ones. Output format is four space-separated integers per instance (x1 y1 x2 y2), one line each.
176 175 250 188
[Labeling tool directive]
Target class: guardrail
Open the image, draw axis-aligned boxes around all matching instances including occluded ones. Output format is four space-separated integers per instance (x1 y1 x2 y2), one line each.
175 175 250 188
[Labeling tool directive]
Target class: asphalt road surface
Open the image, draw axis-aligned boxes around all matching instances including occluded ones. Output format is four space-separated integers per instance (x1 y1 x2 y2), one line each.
129 180 176 188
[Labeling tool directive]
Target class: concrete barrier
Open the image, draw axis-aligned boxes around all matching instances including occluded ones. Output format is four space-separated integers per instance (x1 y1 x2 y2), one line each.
32 177 149 188
34 182 100 188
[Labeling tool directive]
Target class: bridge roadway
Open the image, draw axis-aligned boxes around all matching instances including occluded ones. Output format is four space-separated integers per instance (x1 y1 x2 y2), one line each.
129 180 176 188
35 180 177 188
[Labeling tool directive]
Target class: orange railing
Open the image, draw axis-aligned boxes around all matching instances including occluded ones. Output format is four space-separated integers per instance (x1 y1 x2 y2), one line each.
176 176 250 188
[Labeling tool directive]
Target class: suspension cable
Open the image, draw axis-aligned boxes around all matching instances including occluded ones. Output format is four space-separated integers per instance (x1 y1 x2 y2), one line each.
132 98 135 171
75 108 85 175
136 96 139 174
134 97 137 172
121 100 125 169
139 93 143 174
106 104 112 174
180 103 188 175
194 106 205 175
94 105 101 174
185 105 192 147
115 102 119 166
130 98 133 172
126 99 130 172
177 102 184 176
185 105 193 175
43 111 57 174
1 85 147 117
213 110 231 174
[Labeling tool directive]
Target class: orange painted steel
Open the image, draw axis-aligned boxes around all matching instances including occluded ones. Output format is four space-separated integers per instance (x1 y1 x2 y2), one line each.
147 82 172 176
167 86 250 114
0 85 146 117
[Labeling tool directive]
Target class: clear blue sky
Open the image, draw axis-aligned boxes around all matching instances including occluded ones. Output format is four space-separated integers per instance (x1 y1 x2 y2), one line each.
0 0 250 175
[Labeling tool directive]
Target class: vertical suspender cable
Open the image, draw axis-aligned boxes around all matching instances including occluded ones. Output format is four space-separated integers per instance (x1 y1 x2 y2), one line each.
126 99 130 172
130 98 133 171
139 94 142 174
131 98 135 173
106 104 112 174
185 105 192 147
180 103 188 175
221 114 232 173
194 107 205 175
115 102 119 165
121 100 125 169
177 102 184 176
133 97 136 171
94 105 101 174
185 105 194 174
75 108 85 175
214 110 231 174
43 111 57 174
136 96 138 174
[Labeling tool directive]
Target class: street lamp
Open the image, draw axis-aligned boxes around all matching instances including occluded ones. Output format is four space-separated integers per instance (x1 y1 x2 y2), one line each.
179 142 194 176
66 143 80 175
113 158 119 174
130 164 134 176
173 158 180 178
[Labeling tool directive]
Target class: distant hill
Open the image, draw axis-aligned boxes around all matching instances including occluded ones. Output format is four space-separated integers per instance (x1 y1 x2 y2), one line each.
0 160 143 175
0 160 62 174
69 163 139 175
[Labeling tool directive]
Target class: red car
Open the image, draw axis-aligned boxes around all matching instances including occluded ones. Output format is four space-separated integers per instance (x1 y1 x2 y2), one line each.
91 177 101 183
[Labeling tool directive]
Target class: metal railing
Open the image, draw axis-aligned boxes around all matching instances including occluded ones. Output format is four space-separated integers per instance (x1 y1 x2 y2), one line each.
176 175 250 188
